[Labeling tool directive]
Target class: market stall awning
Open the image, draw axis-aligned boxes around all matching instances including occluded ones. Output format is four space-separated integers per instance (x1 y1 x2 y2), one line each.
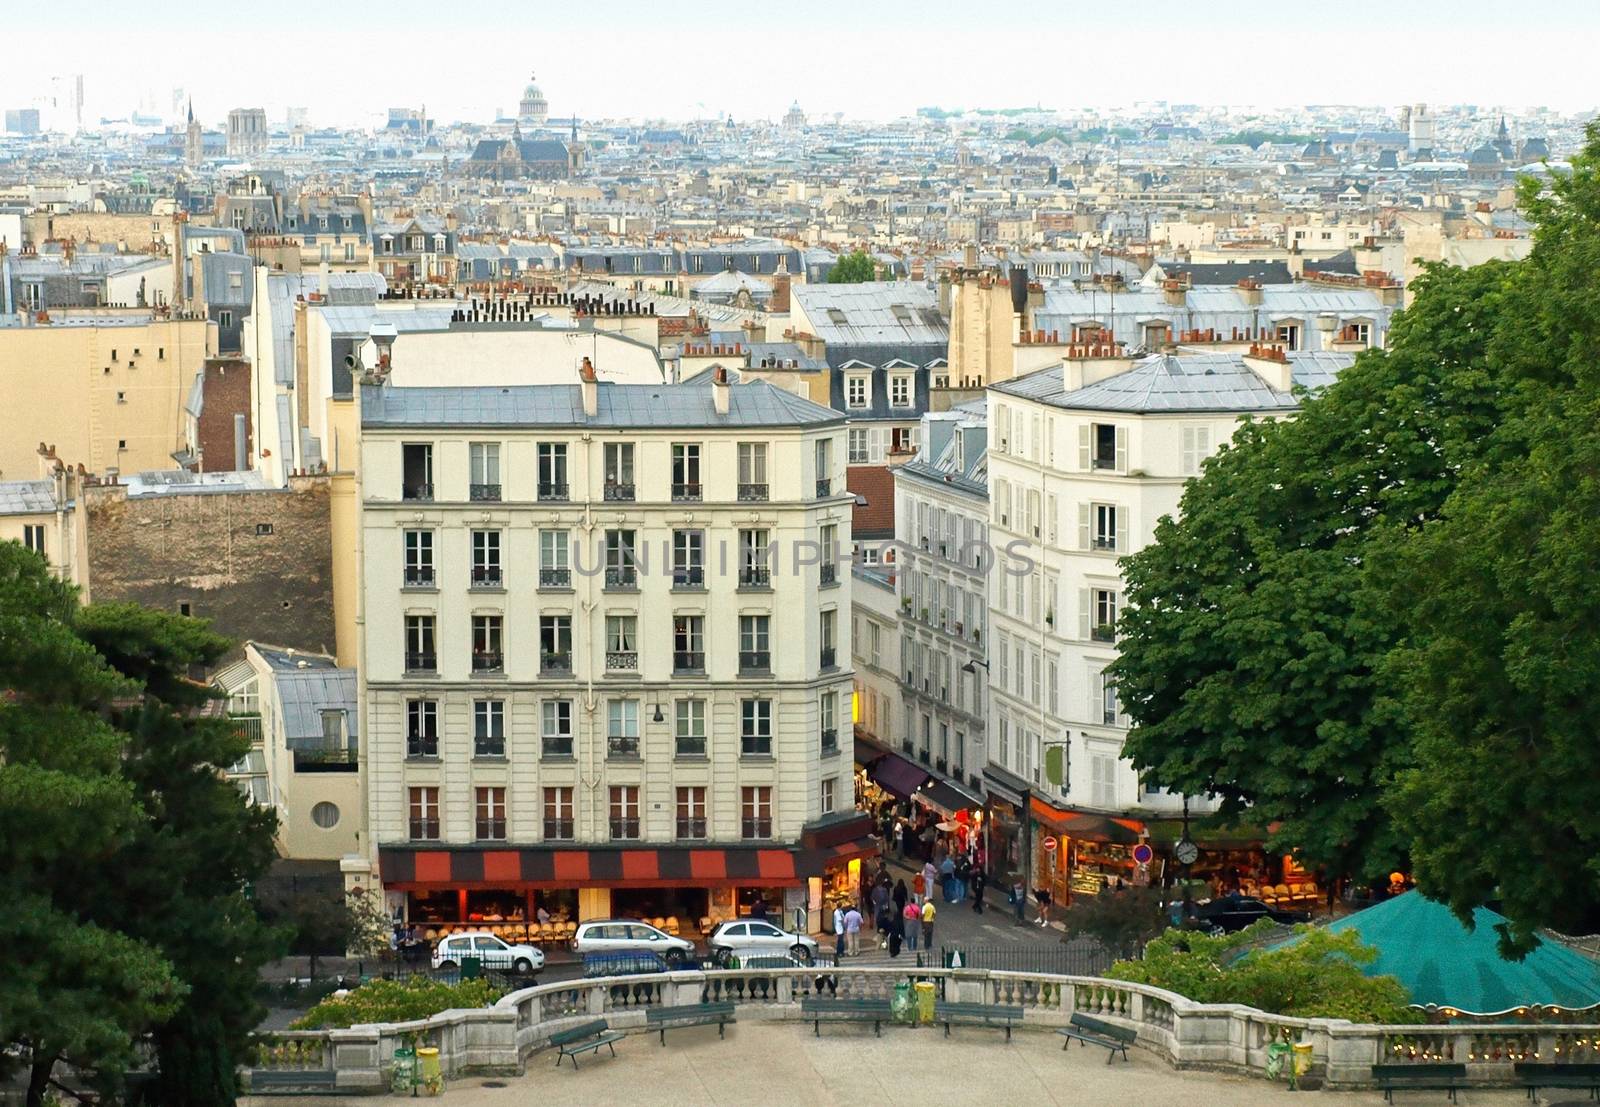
915 777 985 817
868 752 932 799
380 845 814 891
854 734 887 767
1030 796 1144 842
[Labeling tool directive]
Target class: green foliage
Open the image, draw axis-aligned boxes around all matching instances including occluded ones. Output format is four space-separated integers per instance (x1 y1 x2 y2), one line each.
1059 888 1168 958
1216 130 1313 148
827 250 877 284
1107 924 1413 1024
291 977 504 1030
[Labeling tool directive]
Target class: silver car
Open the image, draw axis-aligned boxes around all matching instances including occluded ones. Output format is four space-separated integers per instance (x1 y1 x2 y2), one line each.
571 919 695 965
708 918 820 964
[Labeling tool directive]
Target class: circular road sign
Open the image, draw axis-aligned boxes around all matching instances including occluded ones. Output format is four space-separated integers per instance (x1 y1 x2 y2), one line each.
1041 835 1058 853
1132 843 1154 865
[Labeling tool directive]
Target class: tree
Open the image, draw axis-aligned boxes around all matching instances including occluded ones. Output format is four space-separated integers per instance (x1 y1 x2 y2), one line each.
1381 123 1600 954
1108 259 1522 885
827 249 877 283
258 887 390 979
1058 887 1167 959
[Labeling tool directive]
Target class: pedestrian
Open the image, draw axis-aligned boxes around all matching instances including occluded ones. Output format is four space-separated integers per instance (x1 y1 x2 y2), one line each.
833 902 847 960
922 859 938 904
940 856 956 903
896 819 909 859
844 903 863 956
972 867 987 914
888 909 904 958
871 876 890 928
751 895 767 920
876 900 894 948
893 878 908 914
1036 886 1053 928
912 870 925 902
921 898 937 949
902 899 922 950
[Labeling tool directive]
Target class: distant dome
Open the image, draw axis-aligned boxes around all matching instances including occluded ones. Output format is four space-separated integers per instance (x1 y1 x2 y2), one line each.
524 82 544 101
1468 143 1502 166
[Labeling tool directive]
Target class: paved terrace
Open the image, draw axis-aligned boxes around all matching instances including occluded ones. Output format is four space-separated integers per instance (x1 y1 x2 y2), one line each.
240 1019 1534 1106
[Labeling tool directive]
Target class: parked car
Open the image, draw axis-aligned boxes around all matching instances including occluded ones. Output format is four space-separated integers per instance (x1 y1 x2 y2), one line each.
571 919 696 965
431 931 545 975
707 918 820 965
1189 895 1311 935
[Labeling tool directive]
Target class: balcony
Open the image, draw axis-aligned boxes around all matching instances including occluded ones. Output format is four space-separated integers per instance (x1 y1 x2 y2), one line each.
741 738 772 758
403 483 434 502
1092 537 1118 552
672 566 705 589
474 737 506 758
737 482 768 502
738 567 771 589
539 567 571 588
605 650 638 671
407 736 439 759
404 566 435 587
819 563 837 585
470 566 503 589
607 735 640 759
405 651 437 674
1091 624 1116 643
739 650 771 674
543 819 574 840
540 650 572 675
673 650 705 674
293 746 358 772
815 477 832 498
469 483 502 502
475 818 506 841
676 817 707 840
671 482 702 502
820 727 838 753
675 736 706 758
408 818 440 841
603 567 638 589
741 818 772 840
537 481 569 502
604 482 636 502
471 651 504 674
541 737 574 759
609 818 641 840
819 646 837 670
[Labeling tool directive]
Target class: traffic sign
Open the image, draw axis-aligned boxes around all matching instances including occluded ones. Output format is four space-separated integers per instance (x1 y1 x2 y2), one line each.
1132 843 1153 865
1041 835 1058 853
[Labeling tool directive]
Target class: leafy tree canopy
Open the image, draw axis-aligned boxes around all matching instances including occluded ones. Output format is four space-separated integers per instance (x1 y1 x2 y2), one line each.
827 249 877 284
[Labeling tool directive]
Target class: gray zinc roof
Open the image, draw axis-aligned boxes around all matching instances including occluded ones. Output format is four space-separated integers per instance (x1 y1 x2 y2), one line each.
993 351 1353 414
255 645 358 742
0 479 57 515
792 281 949 347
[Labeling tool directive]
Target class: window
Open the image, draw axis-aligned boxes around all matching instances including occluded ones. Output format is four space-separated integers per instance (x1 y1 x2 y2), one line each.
890 375 912 407
471 614 503 672
471 529 502 587
606 615 638 670
1088 423 1121 470
739 615 771 672
671 443 701 500
475 787 507 841
539 615 571 672
820 608 837 669
311 801 340 829
891 427 917 454
819 523 838 584
868 622 882 667
736 442 769 500
474 699 505 757
672 529 704 587
1085 503 1123 552
846 375 869 408
469 442 501 501
541 699 573 757
218 310 233 328
603 529 638 588
603 442 636 500
821 776 836 815
738 528 771 587
543 787 574 840
609 785 641 840
408 786 440 840
815 438 832 497
402 443 433 500
820 691 838 753
405 615 436 672
1276 322 1301 351
741 786 772 839
676 786 707 839
848 427 870 463
403 529 433 586
1091 589 1118 641
539 529 570 587
673 615 704 672
21 525 45 556
607 699 640 758
537 442 568 500
675 698 706 757
406 698 438 758
1181 425 1213 477
1098 670 1122 726
740 698 772 757
344 242 356 262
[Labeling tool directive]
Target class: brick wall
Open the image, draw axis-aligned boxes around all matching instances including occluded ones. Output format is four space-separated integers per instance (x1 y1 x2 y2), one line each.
196 358 252 472
84 474 335 653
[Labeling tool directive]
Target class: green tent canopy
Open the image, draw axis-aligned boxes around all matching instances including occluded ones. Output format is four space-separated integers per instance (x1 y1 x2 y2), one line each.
1315 892 1600 1016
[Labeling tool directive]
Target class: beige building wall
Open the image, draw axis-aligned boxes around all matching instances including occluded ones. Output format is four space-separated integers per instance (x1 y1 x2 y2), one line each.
24 211 177 251
0 315 209 479
947 273 1017 388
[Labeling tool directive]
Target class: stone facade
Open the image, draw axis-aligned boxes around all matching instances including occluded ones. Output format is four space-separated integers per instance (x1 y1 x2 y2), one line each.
192 357 253 472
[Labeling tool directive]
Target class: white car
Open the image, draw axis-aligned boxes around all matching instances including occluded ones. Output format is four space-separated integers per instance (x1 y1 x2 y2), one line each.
431 931 545 975
707 918 820 964
571 919 696 965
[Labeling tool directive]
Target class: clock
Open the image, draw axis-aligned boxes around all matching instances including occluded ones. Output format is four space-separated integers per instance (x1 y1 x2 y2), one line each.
1174 838 1200 866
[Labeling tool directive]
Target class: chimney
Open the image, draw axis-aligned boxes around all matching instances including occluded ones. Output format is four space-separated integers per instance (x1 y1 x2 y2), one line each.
1242 343 1293 392
368 321 397 380
1161 276 1189 307
1236 278 1263 307
938 271 953 315
1061 337 1136 390
963 243 978 269
711 365 730 416
771 272 791 314
580 357 598 417
319 260 330 300
1316 313 1337 348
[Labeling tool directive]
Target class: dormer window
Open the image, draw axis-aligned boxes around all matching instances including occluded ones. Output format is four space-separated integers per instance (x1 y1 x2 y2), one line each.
846 375 870 409
890 375 912 408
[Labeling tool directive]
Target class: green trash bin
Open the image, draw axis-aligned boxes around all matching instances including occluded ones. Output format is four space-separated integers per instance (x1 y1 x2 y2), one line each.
891 981 916 1025
461 956 482 981
391 1047 417 1094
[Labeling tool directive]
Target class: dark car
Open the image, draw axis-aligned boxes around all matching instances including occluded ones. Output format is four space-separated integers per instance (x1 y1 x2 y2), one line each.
1189 894 1311 934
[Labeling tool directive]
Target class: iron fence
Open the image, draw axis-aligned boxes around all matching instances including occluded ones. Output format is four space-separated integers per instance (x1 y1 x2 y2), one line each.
939 939 1114 976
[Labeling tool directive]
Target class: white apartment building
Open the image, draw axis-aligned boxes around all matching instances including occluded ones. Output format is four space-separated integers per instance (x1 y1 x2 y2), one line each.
851 562 901 761
359 366 871 933
982 346 1353 894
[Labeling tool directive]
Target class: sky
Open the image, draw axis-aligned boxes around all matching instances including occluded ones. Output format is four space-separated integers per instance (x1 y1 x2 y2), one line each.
3 0 1597 128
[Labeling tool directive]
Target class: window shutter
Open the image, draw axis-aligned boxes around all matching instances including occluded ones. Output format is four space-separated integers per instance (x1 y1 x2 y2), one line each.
1197 426 1212 467
1078 423 1091 470
1078 588 1091 640
1181 426 1196 475
1077 503 1091 550
1114 426 1128 472
1116 506 1129 553
1086 663 1100 722
1047 493 1059 542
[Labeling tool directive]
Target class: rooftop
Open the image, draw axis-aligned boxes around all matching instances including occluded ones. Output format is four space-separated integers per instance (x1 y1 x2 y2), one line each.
0 479 57 515
992 351 1353 415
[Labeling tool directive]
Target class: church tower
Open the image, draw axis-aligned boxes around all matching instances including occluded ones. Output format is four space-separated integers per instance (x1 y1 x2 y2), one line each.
185 100 203 166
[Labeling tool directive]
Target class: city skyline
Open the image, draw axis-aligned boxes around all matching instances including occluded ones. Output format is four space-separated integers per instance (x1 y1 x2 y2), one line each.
2 0 1597 128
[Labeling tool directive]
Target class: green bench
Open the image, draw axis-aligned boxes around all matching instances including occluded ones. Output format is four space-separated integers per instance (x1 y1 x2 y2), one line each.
1372 1062 1467 1103
246 1070 340 1096
1515 1061 1600 1100
644 1001 737 1044
1057 1012 1137 1063
933 1001 1025 1041
799 996 894 1037
550 1019 625 1068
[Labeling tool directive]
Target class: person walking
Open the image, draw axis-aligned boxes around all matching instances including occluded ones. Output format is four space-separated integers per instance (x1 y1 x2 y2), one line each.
893 878 908 915
888 908 904 958
902 899 922 951
921 898 937 949
1035 886 1053 928
871 876 890 932
844 903 863 956
922 859 938 905
833 902 847 960
971 867 987 914
912 870 925 903
940 856 956 903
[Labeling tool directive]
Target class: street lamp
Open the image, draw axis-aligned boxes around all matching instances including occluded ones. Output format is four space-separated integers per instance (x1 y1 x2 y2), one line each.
960 658 990 674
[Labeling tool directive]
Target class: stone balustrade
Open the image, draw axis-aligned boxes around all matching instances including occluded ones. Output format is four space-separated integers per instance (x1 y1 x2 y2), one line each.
248 967 1600 1095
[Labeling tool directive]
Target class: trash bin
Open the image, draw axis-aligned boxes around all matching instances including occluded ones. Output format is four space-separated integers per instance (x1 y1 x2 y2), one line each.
416 1046 443 1096
1292 1041 1314 1081
390 1047 416 1094
461 956 482 980
914 980 936 1024
891 981 916 1025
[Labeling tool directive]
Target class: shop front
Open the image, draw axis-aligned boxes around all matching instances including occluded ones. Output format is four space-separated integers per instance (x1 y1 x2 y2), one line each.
1142 818 1278 900
981 764 1031 891
911 777 986 867
1030 798 1147 908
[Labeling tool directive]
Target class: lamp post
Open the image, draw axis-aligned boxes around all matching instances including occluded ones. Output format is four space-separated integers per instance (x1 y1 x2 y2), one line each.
964 657 1027 921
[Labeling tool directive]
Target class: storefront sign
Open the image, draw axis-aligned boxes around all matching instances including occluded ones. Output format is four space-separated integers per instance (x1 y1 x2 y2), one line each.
1041 835 1058 853
1132 843 1153 865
